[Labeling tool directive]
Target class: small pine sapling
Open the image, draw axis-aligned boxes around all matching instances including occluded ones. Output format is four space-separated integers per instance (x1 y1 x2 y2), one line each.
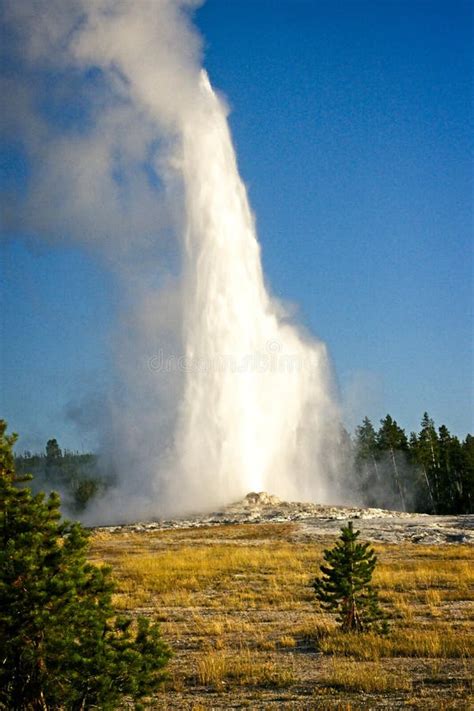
312 521 389 634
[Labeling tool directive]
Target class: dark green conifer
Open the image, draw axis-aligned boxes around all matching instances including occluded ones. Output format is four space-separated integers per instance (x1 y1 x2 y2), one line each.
0 420 171 710
312 521 388 634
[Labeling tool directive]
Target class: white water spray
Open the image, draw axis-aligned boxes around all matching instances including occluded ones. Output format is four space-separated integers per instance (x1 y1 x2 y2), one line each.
168 71 340 510
4 0 344 519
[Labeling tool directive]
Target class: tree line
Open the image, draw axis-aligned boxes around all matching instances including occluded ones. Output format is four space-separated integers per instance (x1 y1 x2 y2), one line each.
15 440 112 514
349 412 473 515
14 412 473 516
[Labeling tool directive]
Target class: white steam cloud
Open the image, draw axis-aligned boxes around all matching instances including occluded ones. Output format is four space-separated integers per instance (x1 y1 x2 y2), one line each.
1 0 346 522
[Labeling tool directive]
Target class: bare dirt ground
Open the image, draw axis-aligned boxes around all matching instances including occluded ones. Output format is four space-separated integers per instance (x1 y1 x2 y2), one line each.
91 494 473 710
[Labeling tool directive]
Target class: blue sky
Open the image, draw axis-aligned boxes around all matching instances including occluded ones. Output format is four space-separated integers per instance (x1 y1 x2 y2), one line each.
1 0 472 451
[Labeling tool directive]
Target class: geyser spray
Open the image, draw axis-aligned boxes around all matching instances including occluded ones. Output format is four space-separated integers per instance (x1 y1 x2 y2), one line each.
3 0 344 520
170 70 341 510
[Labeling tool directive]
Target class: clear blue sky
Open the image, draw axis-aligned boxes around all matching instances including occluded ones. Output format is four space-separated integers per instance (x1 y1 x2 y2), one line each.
1 0 472 452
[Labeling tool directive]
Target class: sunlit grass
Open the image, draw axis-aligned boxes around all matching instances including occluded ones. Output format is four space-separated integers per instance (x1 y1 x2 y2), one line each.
317 626 473 659
90 524 474 705
195 649 295 689
320 658 412 692
100 539 321 609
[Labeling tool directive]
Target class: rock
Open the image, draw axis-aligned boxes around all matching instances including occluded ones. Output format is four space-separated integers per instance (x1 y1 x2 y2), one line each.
241 492 282 507
91 491 474 545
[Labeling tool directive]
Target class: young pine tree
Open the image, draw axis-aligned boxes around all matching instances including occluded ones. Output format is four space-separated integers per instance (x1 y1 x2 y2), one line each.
0 420 171 710
312 521 388 634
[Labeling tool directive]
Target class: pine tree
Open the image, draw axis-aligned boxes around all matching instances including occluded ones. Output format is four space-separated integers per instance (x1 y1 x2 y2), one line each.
416 412 440 511
461 435 474 513
45 438 62 464
353 417 380 505
377 415 409 511
408 430 435 512
312 521 388 634
0 420 171 710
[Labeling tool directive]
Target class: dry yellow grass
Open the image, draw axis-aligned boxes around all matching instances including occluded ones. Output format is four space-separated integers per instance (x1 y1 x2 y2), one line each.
195 649 295 689
90 523 474 708
320 659 412 693
317 626 473 659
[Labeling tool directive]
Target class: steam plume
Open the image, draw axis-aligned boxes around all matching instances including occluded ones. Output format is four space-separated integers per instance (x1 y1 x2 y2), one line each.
1 0 343 521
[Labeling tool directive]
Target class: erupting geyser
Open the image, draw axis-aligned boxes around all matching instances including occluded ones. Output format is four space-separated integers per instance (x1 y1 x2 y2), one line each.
169 70 340 510
4 0 344 520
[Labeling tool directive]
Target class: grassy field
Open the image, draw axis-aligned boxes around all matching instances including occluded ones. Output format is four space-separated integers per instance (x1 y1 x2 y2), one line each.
90 522 473 710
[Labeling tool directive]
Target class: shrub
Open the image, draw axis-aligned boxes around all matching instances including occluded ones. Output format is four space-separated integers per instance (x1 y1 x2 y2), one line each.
0 420 171 710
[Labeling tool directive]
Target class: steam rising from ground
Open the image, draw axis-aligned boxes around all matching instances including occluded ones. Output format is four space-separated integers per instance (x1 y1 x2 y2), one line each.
2 0 344 522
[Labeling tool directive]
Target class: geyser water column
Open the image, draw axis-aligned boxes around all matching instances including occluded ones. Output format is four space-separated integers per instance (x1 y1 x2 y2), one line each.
172 71 339 510
2 0 343 521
